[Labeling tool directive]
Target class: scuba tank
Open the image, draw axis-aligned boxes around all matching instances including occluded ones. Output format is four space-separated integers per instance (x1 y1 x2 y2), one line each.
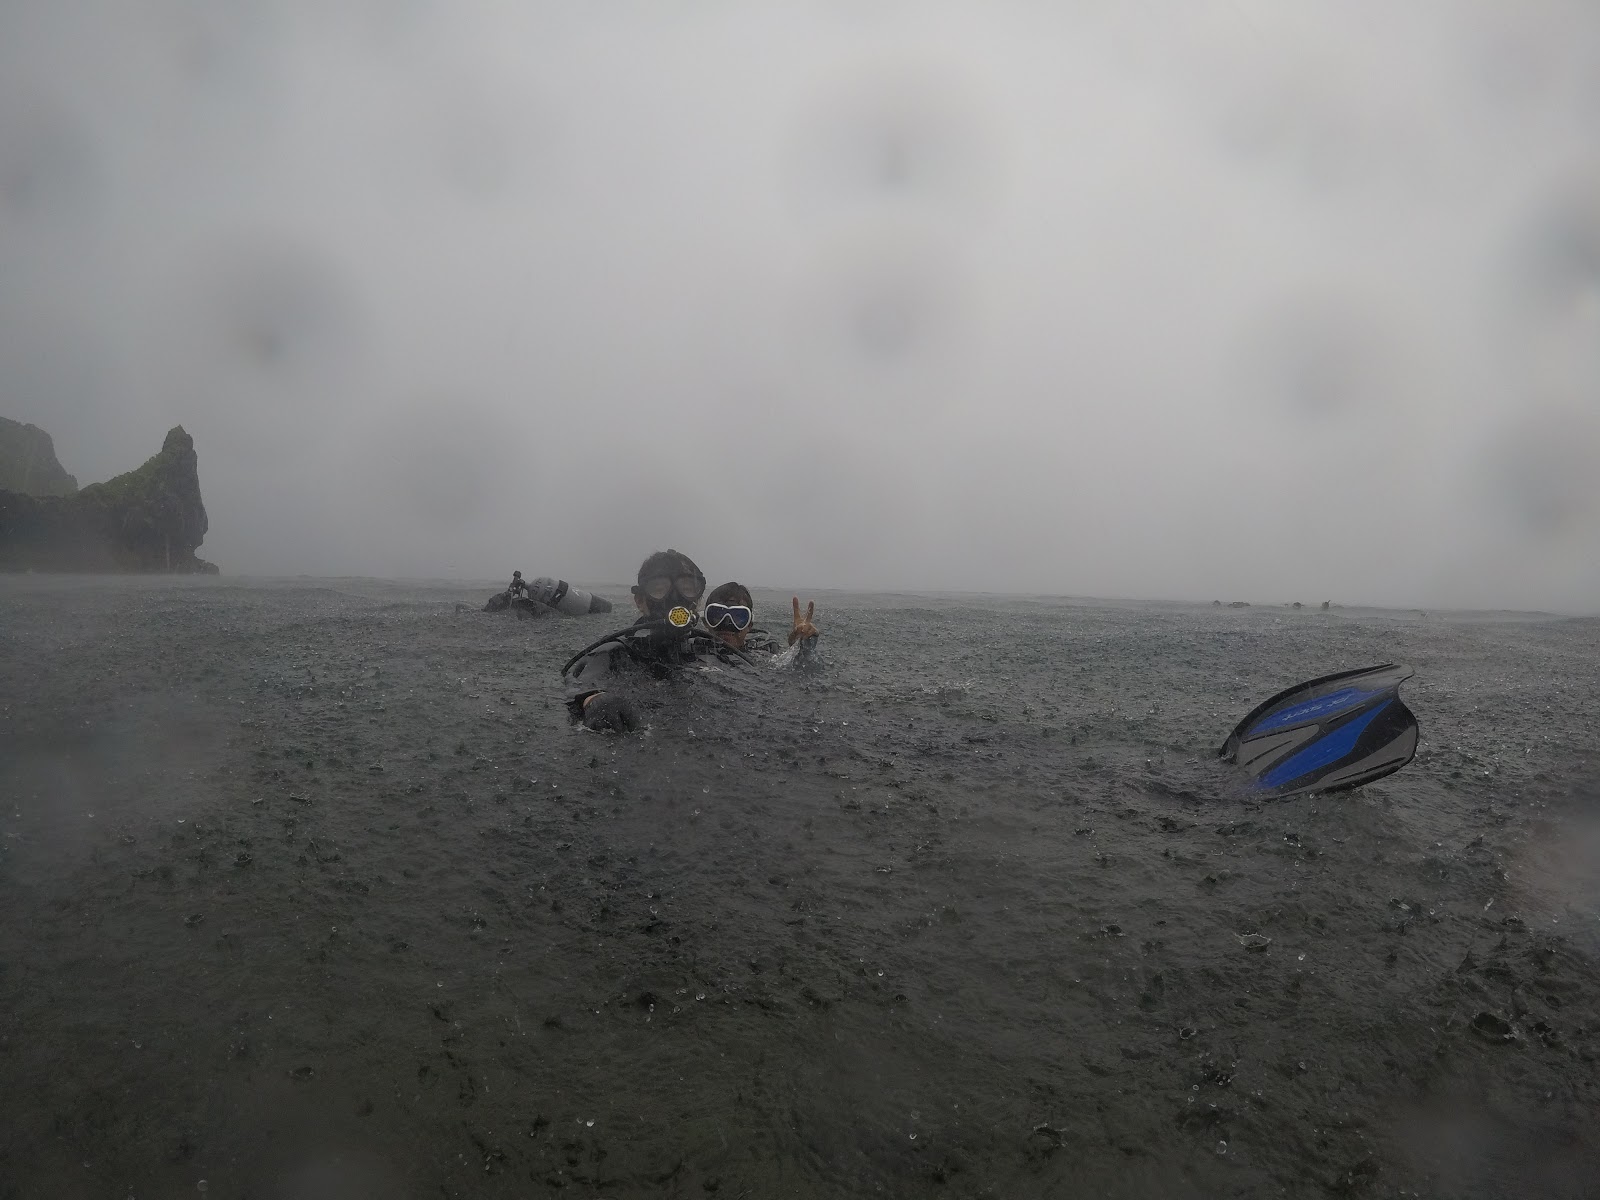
527 577 613 616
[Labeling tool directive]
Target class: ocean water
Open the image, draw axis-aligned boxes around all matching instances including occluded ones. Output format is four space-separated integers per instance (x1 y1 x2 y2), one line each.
1 575 1597 1198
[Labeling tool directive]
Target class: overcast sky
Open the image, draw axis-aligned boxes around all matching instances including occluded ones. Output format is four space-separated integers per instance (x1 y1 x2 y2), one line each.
2 1 1597 610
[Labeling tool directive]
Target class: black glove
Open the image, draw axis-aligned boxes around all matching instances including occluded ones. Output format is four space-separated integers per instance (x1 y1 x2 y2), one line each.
580 692 639 733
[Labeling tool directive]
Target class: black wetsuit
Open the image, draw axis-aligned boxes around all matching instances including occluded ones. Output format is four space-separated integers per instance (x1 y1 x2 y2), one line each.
563 616 774 730
566 624 752 686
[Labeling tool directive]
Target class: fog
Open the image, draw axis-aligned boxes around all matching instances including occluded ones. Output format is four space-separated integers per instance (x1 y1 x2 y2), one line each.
2 1 1597 610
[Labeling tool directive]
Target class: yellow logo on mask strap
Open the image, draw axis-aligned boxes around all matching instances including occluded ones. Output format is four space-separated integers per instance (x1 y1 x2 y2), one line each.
667 605 692 628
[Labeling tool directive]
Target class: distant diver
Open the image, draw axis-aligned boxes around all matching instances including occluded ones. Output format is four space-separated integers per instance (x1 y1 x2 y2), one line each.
482 572 613 617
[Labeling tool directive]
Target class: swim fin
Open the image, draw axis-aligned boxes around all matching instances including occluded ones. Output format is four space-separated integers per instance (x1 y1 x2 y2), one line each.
1218 664 1419 800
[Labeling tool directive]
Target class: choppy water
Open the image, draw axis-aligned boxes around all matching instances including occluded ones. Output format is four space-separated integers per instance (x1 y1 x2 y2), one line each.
2 576 1597 1199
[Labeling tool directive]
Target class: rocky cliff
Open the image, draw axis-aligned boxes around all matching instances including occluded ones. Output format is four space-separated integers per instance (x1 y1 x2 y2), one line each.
0 426 217 573
0 417 78 496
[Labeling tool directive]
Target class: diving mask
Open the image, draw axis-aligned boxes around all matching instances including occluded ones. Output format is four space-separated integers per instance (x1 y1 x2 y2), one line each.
703 603 753 631
638 573 705 604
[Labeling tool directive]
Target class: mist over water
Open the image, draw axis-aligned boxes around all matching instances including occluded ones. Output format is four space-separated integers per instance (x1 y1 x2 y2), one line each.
1 1 1597 609
6 12 1600 1196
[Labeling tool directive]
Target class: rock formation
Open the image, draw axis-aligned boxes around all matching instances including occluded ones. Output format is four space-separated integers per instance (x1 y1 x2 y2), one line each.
0 417 78 496
0 425 217 573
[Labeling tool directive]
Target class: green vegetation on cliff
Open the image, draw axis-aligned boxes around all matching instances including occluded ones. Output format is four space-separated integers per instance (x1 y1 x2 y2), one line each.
0 425 215 573
0 416 78 496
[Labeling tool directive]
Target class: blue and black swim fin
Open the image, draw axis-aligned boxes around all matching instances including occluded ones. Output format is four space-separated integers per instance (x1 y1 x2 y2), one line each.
1219 664 1419 800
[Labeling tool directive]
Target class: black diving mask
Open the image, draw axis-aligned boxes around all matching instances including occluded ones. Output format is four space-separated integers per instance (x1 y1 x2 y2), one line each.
637 573 704 604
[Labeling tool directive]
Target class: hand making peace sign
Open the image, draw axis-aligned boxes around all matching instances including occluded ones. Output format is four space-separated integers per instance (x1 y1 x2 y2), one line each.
788 596 819 646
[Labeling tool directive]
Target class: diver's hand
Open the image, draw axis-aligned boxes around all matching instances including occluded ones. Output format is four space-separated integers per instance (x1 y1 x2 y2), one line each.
788 597 819 646
582 692 640 733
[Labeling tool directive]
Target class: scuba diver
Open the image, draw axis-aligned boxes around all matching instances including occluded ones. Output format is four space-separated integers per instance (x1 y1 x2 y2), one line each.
702 582 819 656
562 549 711 731
483 572 613 616
563 565 826 733
628 548 708 622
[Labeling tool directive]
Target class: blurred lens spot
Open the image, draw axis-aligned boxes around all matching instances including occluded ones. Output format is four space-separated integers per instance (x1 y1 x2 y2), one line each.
0 316 105 429
1481 411 1600 538
789 67 998 223
413 81 540 200
1218 83 1366 192
1238 297 1397 422
438 112 515 197
203 239 361 382
1510 178 1600 319
1395 1095 1596 1199
797 239 971 381
1514 807 1600 925
1472 26 1553 110
270 1149 407 1200
370 401 521 529
166 2 256 83
142 0 285 126
386 72 550 203
851 275 923 359
0 99 101 221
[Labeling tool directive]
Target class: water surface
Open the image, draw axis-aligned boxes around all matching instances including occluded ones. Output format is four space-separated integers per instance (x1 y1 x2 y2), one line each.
2 577 1596 1198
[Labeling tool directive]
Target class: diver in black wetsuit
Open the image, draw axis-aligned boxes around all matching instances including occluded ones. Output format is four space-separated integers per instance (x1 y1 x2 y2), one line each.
484 571 611 616
564 549 709 731
564 565 825 733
